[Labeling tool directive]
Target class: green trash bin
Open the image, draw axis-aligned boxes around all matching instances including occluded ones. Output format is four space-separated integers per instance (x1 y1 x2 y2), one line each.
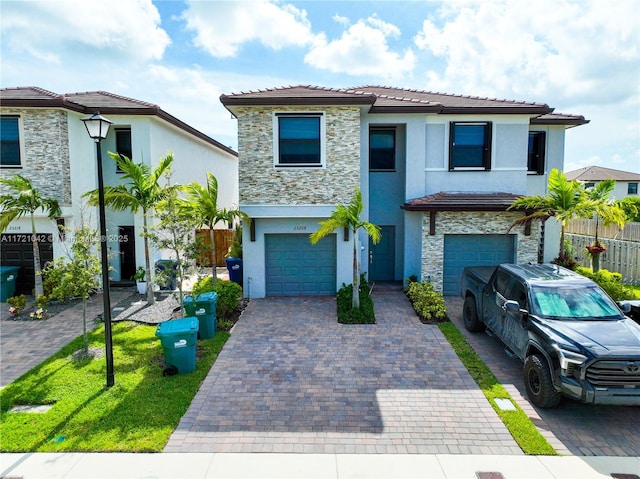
155 317 199 375
183 292 218 339
0 266 20 302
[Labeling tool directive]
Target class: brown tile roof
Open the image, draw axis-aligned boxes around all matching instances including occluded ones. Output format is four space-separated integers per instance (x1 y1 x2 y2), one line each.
0 87 237 156
531 112 589 127
565 165 640 181
402 192 524 211
220 84 565 116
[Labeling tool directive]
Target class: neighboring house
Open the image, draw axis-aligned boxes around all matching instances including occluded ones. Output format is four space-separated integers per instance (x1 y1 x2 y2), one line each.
0 87 238 294
220 85 587 296
565 165 640 199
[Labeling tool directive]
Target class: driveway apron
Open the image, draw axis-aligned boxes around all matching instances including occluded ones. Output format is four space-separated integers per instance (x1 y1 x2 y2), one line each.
165 287 521 454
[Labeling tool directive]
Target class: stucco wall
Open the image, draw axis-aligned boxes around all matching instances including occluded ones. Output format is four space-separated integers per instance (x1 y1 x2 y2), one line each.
420 211 539 292
0 108 71 205
235 106 361 205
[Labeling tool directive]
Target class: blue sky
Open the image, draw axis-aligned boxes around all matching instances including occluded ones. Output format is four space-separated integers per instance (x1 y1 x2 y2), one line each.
1 0 638 174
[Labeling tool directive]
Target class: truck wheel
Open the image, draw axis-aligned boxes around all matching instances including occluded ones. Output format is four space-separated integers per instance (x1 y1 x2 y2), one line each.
463 295 485 332
524 354 561 408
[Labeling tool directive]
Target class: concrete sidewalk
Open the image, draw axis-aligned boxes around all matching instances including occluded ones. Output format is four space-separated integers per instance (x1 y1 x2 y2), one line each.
1 452 638 478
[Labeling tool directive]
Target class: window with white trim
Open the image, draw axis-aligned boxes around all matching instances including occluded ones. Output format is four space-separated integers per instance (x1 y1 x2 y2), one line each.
449 122 492 170
628 183 638 195
0 115 22 167
274 113 324 167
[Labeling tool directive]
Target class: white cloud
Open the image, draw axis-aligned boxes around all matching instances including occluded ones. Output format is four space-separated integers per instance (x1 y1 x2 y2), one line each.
414 0 639 106
0 0 170 63
305 15 415 81
181 0 316 58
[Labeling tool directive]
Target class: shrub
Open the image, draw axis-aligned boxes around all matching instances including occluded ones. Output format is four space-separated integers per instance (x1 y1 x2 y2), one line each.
191 277 243 319
336 275 375 324
406 281 448 323
7 294 27 317
575 267 635 301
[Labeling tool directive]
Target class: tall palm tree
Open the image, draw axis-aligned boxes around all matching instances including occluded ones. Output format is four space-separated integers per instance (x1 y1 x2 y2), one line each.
85 152 173 304
181 172 248 284
508 168 597 260
310 186 380 309
0 175 61 297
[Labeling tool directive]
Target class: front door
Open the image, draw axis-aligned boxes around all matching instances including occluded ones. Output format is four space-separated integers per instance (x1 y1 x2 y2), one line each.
369 225 395 281
119 226 136 281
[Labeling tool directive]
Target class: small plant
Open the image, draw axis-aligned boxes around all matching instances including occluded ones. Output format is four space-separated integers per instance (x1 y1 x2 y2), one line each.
406 281 448 323
29 307 46 320
35 294 49 309
133 266 146 282
7 294 27 317
336 274 375 324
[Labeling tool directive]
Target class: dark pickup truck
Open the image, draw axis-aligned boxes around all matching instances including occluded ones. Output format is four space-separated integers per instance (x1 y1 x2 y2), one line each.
460 263 640 408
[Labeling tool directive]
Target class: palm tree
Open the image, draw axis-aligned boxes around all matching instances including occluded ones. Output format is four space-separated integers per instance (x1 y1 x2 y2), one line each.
583 179 626 271
508 168 597 261
181 172 248 284
0 175 61 297
310 186 381 309
85 152 173 304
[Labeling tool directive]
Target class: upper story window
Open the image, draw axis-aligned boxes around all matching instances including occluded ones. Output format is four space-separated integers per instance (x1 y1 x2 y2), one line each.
369 128 396 171
115 128 132 173
585 182 595 189
629 183 638 195
528 131 546 175
449 122 492 170
275 113 324 167
0 115 22 168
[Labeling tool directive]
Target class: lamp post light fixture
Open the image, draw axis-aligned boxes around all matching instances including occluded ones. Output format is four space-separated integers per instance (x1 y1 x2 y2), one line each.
81 111 115 388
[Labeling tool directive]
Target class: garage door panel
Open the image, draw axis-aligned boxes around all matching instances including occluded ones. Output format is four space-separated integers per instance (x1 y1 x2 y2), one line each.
265 234 336 296
443 234 516 296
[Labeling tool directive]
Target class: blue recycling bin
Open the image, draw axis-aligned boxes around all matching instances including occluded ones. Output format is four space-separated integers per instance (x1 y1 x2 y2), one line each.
183 292 218 339
155 260 177 290
225 257 243 286
0 266 20 302
155 317 198 374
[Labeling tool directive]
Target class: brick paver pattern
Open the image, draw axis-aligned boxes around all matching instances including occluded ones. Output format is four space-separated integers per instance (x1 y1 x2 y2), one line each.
165 287 522 454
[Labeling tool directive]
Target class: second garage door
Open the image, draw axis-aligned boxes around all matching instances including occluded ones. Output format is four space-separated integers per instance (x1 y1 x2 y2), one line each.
265 234 336 296
443 234 516 295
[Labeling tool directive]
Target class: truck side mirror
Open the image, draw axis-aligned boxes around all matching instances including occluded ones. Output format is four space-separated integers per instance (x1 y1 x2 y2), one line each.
503 300 529 328
619 302 632 314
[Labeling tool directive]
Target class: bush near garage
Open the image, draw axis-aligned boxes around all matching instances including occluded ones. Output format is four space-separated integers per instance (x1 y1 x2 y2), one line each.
405 278 448 323
337 275 375 324
190 277 243 320
575 267 636 301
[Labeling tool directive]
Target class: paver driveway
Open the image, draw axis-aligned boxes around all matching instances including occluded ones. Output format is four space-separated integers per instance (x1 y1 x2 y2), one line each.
165 286 521 454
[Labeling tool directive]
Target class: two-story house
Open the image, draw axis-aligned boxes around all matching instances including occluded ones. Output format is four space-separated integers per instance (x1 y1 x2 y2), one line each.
0 87 238 295
220 85 587 297
565 166 640 199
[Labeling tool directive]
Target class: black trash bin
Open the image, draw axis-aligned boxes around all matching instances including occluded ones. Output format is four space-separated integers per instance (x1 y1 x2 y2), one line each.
155 260 177 290
225 257 243 286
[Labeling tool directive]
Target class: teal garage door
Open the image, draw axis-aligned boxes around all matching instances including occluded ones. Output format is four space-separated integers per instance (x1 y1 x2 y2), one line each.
443 234 516 295
265 234 336 296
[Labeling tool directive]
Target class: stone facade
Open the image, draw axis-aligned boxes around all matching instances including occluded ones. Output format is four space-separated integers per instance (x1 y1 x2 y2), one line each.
235 106 360 205
421 211 539 292
0 109 71 205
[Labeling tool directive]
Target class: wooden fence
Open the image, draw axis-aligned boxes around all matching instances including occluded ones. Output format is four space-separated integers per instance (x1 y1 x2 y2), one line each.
566 219 640 242
567 234 640 284
195 229 234 267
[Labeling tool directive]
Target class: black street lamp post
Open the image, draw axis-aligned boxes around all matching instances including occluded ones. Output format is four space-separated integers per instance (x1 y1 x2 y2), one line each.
81 111 115 387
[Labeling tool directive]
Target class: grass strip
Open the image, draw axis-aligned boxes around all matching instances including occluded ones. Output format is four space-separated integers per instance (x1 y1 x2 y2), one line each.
0 321 229 452
438 322 557 455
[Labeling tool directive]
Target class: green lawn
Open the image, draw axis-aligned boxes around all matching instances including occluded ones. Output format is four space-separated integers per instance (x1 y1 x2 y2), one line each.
0 322 228 452
438 322 557 455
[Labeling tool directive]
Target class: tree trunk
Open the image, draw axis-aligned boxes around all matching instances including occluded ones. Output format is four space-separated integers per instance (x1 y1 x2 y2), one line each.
30 212 44 297
143 213 155 305
209 226 217 284
82 297 88 355
352 228 359 309
592 253 601 273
